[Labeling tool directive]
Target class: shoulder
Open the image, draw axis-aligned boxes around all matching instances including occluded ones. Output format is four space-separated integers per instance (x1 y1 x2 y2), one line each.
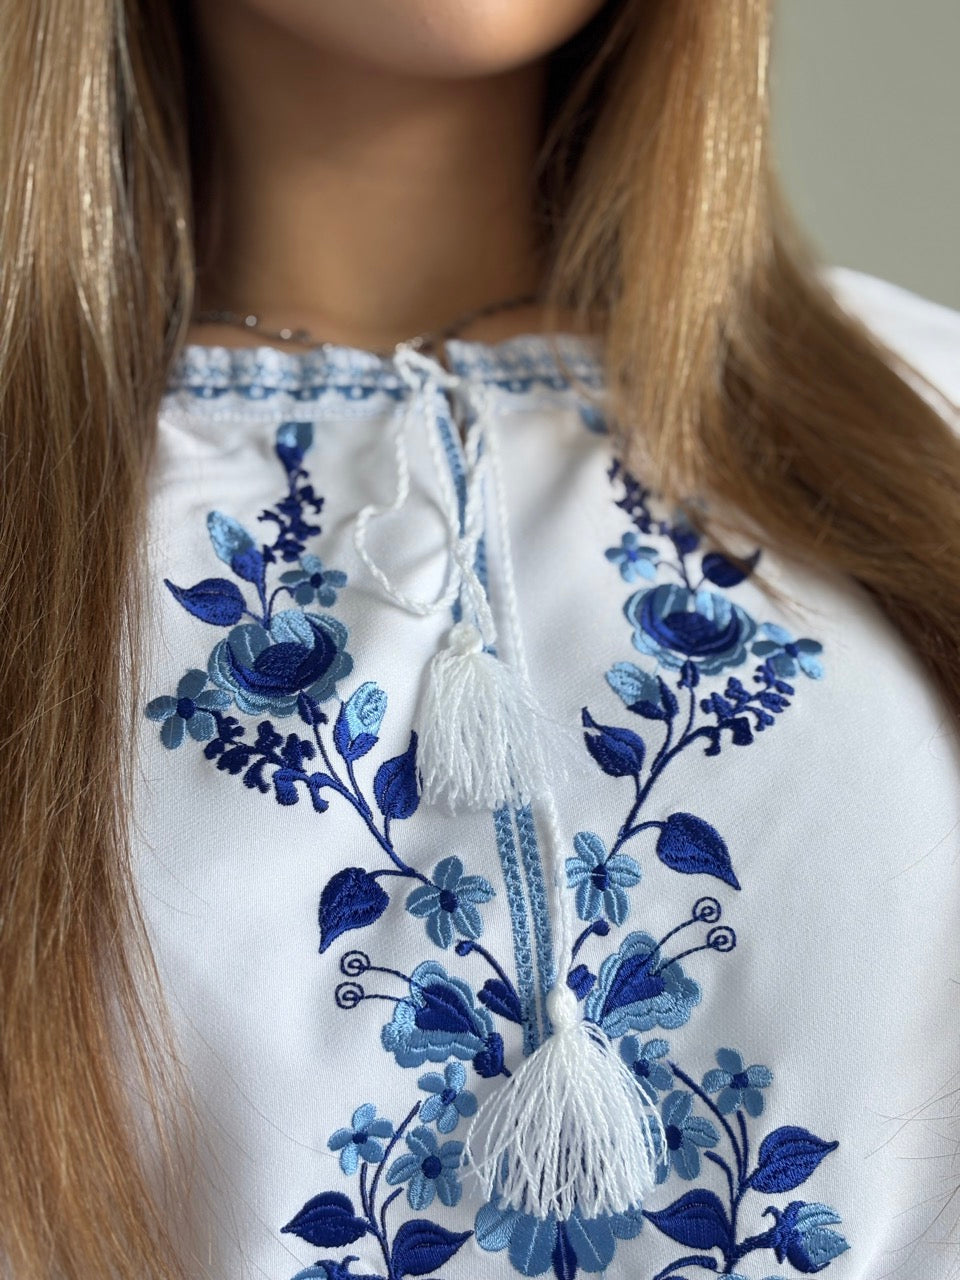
818 264 960 413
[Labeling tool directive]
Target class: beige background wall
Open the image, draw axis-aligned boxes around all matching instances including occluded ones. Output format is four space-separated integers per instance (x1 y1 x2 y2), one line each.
771 0 959 309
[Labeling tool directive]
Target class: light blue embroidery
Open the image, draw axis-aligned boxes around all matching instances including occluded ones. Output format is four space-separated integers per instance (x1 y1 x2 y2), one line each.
147 371 846 1279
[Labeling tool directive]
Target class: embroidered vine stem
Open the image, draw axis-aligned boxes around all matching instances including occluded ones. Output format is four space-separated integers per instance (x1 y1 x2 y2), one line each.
358 1102 420 1277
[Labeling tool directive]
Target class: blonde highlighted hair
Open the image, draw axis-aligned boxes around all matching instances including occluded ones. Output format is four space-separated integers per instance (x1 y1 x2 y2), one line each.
1 0 957 1275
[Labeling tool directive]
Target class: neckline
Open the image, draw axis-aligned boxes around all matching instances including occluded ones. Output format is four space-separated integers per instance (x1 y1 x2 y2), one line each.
164 330 606 405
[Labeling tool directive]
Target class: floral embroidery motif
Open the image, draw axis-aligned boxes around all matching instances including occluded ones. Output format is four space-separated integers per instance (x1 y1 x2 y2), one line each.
147 399 847 1279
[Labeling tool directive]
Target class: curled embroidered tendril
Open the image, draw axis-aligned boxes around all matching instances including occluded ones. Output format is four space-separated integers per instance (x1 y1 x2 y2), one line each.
340 950 371 977
335 981 364 1009
706 925 737 953
693 896 722 924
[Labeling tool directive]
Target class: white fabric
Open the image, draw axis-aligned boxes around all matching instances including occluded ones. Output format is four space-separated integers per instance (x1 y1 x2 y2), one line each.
134 266 960 1280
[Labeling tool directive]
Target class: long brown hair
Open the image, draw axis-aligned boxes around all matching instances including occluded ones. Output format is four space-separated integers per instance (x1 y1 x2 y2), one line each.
1 1 957 1276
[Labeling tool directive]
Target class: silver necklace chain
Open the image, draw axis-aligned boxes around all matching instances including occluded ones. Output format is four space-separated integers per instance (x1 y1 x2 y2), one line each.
194 290 542 359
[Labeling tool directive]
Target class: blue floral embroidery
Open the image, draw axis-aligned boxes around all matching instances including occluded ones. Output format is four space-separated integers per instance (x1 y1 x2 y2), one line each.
328 1104 394 1175
619 1035 673 1102
280 554 349 607
417 1062 478 1132
148 403 847 1278
656 1089 720 1181
405 857 495 949
703 1047 774 1117
385 1127 464 1210
604 530 660 582
565 831 642 925
145 668 230 748
751 622 825 680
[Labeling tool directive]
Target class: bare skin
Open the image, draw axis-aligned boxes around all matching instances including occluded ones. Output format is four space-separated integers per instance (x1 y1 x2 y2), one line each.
187 0 610 361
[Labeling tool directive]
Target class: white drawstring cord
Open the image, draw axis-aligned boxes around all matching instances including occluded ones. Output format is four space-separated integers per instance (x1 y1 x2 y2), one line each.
352 343 496 644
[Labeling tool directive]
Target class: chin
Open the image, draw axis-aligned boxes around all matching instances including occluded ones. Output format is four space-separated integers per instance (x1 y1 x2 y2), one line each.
237 0 612 78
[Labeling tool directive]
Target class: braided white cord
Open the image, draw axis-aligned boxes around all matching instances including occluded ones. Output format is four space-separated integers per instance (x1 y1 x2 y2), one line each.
352 343 495 644
477 384 575 978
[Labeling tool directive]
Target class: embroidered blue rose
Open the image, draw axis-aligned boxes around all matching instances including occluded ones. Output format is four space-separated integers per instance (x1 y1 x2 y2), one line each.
751 622 824 679
417 1061 478 1133
380 961 502 1074
619 1036 672 1102
279 554 348 608
405 856 495 949
656 1089 719 1182
145 668 231 749
765 1201 850 1272
475 1196 645 1277
207 610 353 716
385 1126 463 1210
584 930 701 1038
604 531 659 583
624 582 757 674
326 1103 394 1175
565 831 642 925
702 1046 773 1116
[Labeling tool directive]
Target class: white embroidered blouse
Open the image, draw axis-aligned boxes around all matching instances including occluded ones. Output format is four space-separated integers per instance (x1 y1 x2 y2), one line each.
135 265 960 1280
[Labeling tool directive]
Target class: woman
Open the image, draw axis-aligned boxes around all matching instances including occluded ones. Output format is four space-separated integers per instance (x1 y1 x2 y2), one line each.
1 2 958 1278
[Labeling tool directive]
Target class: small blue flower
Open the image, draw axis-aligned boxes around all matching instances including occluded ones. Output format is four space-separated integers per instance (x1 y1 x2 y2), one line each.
326 1103 393 1175
702 1047 773 1116
386 1126 463 1210
280 554 348 607
566 831 642 925
605 531 660 583
656 1090 719 1181
405 856 495 949
145 668 231 749
751 622 824 679
417 1061 478 1133
619 1036 673 1101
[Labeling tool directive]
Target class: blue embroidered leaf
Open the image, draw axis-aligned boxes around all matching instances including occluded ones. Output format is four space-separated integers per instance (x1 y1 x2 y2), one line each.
477 978 524 1023
230 545 266 585
164 577 246 626
207 511 254 564
317 867 389 953
281 1192 367 1247
748 1127 840 1194
644 1189 732 1251
390 1219 471 1277
701 548 760 588
373 731 420 820
581 708 646 777
655 812 740 889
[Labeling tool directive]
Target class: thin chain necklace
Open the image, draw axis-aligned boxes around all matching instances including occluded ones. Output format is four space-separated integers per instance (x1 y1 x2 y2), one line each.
194 290 542 359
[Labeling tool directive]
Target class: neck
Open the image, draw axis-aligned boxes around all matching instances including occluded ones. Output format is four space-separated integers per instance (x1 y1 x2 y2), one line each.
188 2 577 351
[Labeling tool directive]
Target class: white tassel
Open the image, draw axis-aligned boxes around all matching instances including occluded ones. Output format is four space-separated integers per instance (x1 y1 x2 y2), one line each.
414 619 580 813
463 983 667 1220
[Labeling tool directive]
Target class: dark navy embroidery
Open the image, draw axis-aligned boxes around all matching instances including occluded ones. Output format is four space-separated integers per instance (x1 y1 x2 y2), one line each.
147 391 845 1279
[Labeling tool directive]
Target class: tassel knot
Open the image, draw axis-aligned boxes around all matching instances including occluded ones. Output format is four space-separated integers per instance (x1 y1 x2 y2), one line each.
415 619 578 813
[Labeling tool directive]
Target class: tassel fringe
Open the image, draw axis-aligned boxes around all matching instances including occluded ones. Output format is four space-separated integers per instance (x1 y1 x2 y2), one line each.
463 984 667 1221
415 620 582 813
